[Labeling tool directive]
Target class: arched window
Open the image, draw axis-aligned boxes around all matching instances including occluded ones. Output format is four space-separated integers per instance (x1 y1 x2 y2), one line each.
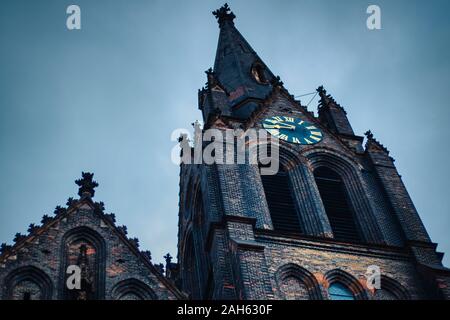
59 227 106 300
261 168 302 234
328 282 355 300
276 264 323 300
111 279 157 300
4 266 53 300
314 167 361 242
373 276 410 300
280 276 310 300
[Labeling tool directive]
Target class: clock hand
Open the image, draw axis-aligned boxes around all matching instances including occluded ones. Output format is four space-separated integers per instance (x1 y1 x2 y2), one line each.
265 124 296 130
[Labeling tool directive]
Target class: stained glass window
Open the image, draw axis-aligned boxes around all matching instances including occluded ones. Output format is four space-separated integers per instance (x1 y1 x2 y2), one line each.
328 282 355 300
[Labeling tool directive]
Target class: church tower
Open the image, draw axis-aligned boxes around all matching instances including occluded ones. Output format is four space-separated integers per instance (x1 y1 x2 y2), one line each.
177 4 450 300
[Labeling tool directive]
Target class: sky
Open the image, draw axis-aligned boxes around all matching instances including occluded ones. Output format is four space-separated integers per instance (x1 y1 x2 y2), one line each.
0 0 449 267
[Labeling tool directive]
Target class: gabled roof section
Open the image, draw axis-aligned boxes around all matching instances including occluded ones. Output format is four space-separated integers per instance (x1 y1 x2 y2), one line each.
0 172 186 299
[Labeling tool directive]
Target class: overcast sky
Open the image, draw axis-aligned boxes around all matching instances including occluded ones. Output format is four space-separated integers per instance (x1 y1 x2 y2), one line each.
1 0 449 266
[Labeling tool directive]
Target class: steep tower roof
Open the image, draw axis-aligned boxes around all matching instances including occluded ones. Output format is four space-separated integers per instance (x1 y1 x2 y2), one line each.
201 4 277 120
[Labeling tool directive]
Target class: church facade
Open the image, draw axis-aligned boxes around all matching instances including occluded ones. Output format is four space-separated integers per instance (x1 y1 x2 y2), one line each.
1 4 449 300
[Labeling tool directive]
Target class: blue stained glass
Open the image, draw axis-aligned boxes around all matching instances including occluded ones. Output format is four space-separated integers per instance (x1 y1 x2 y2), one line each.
328 283 355 300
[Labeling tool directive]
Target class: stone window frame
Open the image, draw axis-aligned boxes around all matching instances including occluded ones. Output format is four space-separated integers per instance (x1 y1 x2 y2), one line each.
3 265 53 300
255 143 384 243
324 269 368 300
275 263 323 300
301 147 385 244
111 278 157 300
374 275 410 300
58 226 106 300
313 165 363 243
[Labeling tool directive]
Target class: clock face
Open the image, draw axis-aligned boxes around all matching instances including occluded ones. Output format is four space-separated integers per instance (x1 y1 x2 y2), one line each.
262 115 323 145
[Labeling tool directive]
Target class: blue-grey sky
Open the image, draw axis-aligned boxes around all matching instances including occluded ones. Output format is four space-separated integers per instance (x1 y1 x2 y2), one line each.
0 0 449 266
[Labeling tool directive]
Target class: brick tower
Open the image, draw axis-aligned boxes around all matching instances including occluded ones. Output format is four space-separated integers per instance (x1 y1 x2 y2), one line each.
177 4 450 300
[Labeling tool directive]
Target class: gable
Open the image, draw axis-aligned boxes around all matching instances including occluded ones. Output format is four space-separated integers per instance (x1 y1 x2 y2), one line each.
0 196 184 300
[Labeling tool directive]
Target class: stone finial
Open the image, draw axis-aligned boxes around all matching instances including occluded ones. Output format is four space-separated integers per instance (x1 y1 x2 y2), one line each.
192 120 202 130
213 3 236 25
205 68 218 89
178 133 191 159
142 250 152 261
75 172 99 198
192 120 202 148
365 130 390 154
94 201 105 214
13 233 26 244
66 197 78 207
317 85 333 103
41 214 53 224
317 85 327 96
27 223 38 234
129 237 140 249
53 205 66 216
0 243 12 255
164 253 173 265
117 225 128 236
364 130 374 140
317 85 346 113
178 133 189 144
104 213 116 224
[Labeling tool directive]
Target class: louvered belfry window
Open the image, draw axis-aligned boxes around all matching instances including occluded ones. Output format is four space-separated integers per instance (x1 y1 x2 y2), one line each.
314 167 361 243
261 169 302 234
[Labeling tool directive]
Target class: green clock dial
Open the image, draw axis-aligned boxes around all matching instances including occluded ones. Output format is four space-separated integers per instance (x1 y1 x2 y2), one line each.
262 115 323 145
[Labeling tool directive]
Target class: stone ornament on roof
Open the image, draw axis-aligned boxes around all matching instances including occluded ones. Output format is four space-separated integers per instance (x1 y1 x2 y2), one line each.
75 172 99 198
213 3 236 25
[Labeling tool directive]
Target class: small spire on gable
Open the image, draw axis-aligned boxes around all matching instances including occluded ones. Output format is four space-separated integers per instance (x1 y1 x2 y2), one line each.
317 85 354 136
317 85 346 114
364 130 390 155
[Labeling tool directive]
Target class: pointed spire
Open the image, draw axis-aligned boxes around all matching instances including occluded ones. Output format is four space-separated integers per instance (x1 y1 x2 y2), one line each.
208 4 277 119
364 130 395 166
364 130 390 155
317 85 354 136
317 85 346 114
75 172 98 198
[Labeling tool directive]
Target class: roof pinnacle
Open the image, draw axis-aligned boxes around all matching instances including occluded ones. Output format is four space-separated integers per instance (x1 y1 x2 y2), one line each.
212 3 236 25
75 172 98 198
